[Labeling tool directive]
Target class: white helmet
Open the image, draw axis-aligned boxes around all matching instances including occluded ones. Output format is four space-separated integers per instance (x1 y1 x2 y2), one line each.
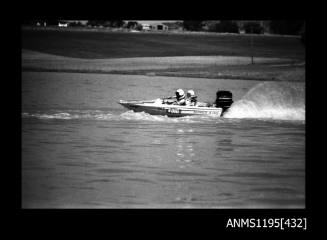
176 89 185 99
187 90 195 97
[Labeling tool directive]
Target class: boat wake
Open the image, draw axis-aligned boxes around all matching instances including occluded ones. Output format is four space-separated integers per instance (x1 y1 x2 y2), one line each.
224 82 305 122
22 110 205 123
22 82 305 123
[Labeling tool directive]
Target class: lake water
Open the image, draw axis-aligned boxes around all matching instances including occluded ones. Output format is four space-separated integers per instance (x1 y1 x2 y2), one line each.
22 72 305 208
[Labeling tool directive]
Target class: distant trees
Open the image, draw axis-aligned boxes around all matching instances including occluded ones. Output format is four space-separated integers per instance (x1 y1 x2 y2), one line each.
86 20 100 27
203 21 239 33
123 21 142 30
105 20 125 28
243 22 264 34
204 21 220 32
86 20 125 28
136 24 143 31
183 21 203 31
269 21 304 35
85 20 143 30
68 21 84 27
183 21 239 33
22 20 38 25
47 20 61 26
182 20 304 36
162 21 183 30
126 21 137 28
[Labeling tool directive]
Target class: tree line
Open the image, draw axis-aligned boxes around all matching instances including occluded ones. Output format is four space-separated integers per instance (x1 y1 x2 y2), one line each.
22 20 305 42
183 20 305 36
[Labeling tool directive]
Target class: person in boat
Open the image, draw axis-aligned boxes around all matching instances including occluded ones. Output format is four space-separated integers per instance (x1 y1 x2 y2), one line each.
163 89 186 105
185 90 197 106
174 89 186 105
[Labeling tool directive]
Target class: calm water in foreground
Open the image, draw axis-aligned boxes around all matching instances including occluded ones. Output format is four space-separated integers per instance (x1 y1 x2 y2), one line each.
22 72 305 208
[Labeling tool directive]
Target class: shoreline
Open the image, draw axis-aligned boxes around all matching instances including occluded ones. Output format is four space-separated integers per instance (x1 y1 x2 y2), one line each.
22 50 305 82
22 28 305 60
22 66 305 82
22 25 302 38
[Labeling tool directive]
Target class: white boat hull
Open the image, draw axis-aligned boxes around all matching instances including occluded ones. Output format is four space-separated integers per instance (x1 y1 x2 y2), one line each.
118 99 224 117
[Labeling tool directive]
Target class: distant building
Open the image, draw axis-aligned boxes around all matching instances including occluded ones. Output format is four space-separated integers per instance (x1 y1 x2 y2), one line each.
58 22 68 27
64 20 88 27
236 21 270 34
153 23 168 31
141 23 152 31
162 21 183 31
140 23 168 31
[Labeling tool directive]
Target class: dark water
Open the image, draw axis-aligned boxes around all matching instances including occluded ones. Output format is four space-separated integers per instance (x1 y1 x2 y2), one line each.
22 72 305 208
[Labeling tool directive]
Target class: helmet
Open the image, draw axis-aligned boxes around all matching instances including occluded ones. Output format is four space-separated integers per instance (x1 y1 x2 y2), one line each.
175 89 185 99
187 90 195 97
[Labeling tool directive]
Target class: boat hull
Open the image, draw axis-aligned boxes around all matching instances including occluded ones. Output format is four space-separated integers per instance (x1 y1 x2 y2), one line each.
118 99 223 117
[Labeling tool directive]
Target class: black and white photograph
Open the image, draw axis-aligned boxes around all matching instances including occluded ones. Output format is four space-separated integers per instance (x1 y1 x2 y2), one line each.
21 20 305 209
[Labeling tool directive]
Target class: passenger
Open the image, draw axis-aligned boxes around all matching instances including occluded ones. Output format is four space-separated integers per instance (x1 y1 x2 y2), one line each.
174 89 186 105
185 90 197 106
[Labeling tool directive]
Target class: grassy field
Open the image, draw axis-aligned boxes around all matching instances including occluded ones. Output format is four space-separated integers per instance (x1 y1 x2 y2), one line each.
22 28 305 60
109 64 305 82
22 28 305 81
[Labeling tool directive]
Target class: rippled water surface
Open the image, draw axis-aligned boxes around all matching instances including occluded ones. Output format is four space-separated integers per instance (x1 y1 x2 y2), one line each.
22 72 305 208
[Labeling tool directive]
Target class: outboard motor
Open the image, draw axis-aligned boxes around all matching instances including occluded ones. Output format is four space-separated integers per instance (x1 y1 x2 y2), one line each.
215 90 233 113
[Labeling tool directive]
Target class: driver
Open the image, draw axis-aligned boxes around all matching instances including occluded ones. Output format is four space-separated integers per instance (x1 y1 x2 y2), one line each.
174 89 186 105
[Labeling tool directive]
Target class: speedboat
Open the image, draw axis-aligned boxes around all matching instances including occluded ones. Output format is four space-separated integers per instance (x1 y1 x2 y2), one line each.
118 90 233 117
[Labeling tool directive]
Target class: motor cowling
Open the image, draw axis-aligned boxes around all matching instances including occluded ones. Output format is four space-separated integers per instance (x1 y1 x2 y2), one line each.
215 90 233 112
